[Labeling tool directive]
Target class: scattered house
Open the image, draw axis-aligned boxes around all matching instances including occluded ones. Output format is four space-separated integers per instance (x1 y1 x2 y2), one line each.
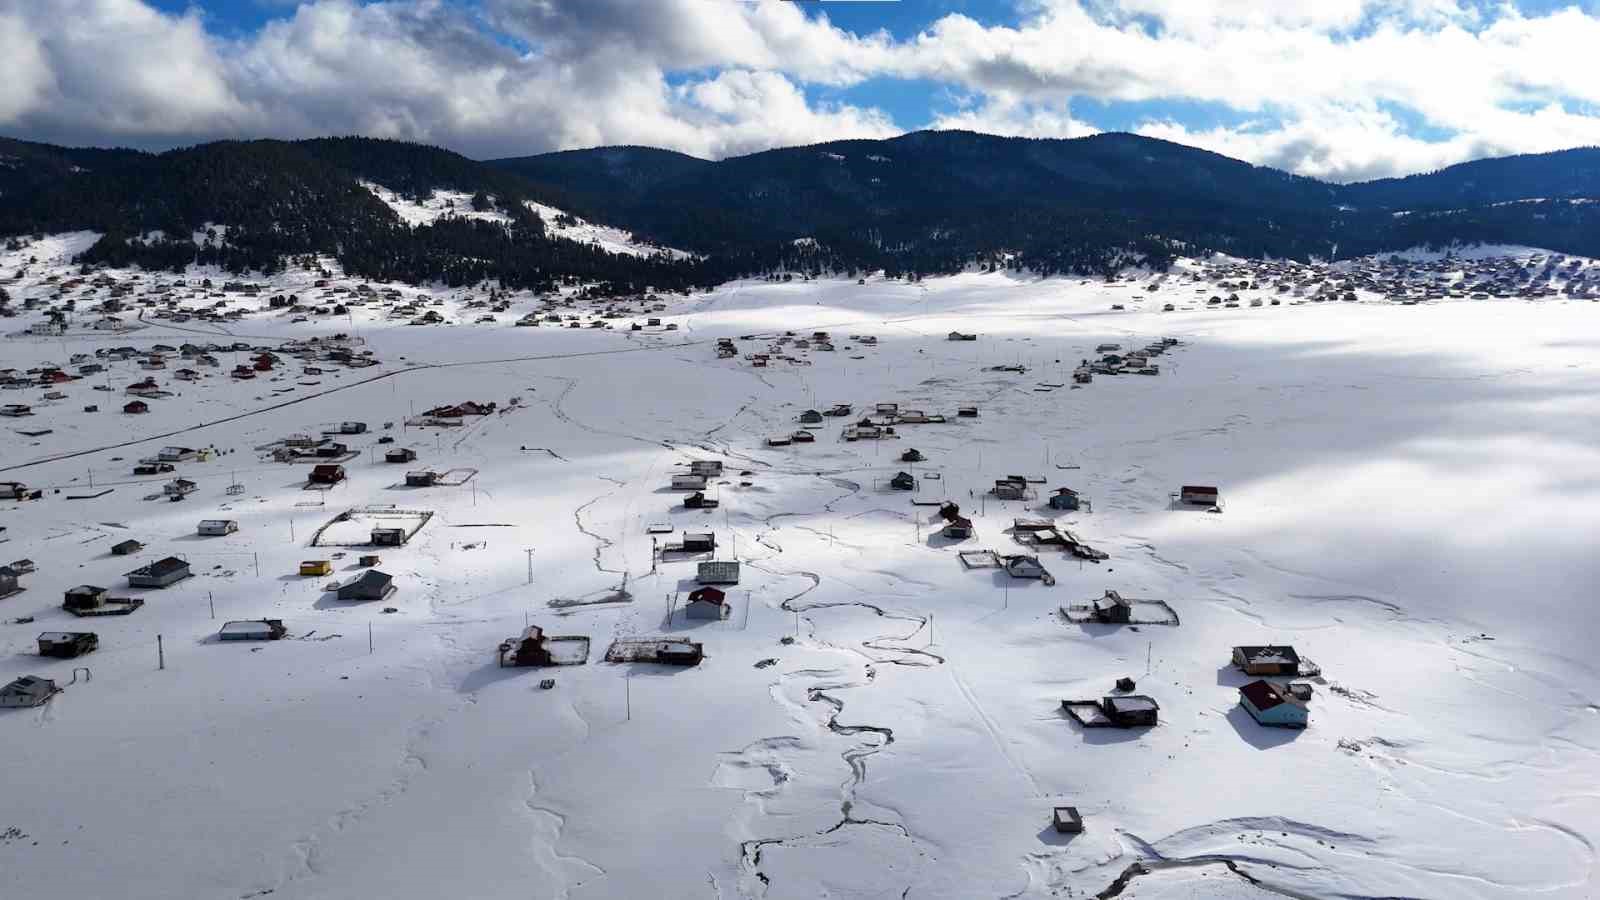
790 430 815 444
1103 694 1160 727
992 478 1029 501
671 473 708 491
942 516 974 539
498 625 591 667
405 469 439 487
685 586 730 620
309 464 346 485
890 471 916 491
9 559 36 574
603 637 704 666
358 554 381 567
681 532 716 553
826 403 853 417
123 400 150 414
0 676 58 709
299 560 333 577
370 527 406 547
765 435 792 447
684 491 719 509
1238 679 1310 728
37 631 98 658
1052 806 1084 834
197 519 239 537
157 446 197 462
697 561 741 585
126 556 191 588
385 447 417 464
1002 555 1049 581
110 538 145 556
900 448 925 463
1048 488 1081 511
0 565 23 599
947 331 977 341
1092 590 1133 623
163 477 197 499
338 421 368 434
336 569 396 602
1232 645 1301 676
63 585 109 611
689 460 724 477
0 482 29 500
957 406 978 418
0 403 33 417
798 409 824 424
220 619 287 641
1177 485 1220 506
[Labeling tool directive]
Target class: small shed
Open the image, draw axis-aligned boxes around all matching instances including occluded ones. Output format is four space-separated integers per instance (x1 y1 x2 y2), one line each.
309 464 346 485
1102 694 1160 727
798 409 824 424
371 527 406 547
197 519 238 536
123 400 149 414
890 471 916 491
681 532 716 553
110 538 145 555
1048 488 1081 511
336 569 396 602
385 447 417 464
900 448 925 463
405 470 438 487
499 626 554 667
993 479 1028 500
1092 590 1133 623
1178 485 1220 506
957 406 978 418
0 676 58 709
1239 679 1309 728
339 421 368 434
63 585 109 611
38 632 98 658
0 565 22 598
671 474 708 491
1232 645 1301 676
1052 806 1084 834
126 556 191 588
1003 555 1046 579
657 640 704 666
688 460 724 477
220 619 287 642
684 491 719 509
697 561 741 585
942 516 974 539
299 560 332 576
359 554 381 567
685 586 730 620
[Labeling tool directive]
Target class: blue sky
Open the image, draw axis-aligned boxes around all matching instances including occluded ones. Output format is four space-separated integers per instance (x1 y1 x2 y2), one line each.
7 1 1600 181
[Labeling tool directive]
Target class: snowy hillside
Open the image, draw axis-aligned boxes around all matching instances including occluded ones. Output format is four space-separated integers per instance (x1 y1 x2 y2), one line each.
0 243 1597 899
359 181 688 259
523 200 692 260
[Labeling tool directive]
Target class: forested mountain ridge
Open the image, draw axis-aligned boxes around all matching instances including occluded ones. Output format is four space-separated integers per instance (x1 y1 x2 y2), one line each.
4 131 1600 292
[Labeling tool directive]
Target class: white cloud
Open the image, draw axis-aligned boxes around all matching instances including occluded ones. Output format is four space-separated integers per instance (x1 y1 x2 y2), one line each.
929 97 1100 140
1 0 1599 181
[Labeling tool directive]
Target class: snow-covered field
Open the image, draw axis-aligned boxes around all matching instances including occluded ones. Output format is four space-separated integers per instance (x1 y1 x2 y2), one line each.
2 254 1598 899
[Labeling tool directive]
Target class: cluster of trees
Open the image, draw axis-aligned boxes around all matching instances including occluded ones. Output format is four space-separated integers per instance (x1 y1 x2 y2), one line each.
4 133 1600 289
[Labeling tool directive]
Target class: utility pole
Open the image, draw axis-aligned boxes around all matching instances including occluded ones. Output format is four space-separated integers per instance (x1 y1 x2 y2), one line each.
157 634 165 670
625 672 631 722
368 622 374 654
208 592 214 620
525 548 535 585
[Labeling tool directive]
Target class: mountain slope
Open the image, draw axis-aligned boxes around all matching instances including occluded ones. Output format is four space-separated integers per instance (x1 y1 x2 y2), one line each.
5 131 1600 287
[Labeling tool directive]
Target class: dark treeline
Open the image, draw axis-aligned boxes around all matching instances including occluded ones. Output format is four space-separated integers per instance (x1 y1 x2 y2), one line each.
3 132 1600 289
